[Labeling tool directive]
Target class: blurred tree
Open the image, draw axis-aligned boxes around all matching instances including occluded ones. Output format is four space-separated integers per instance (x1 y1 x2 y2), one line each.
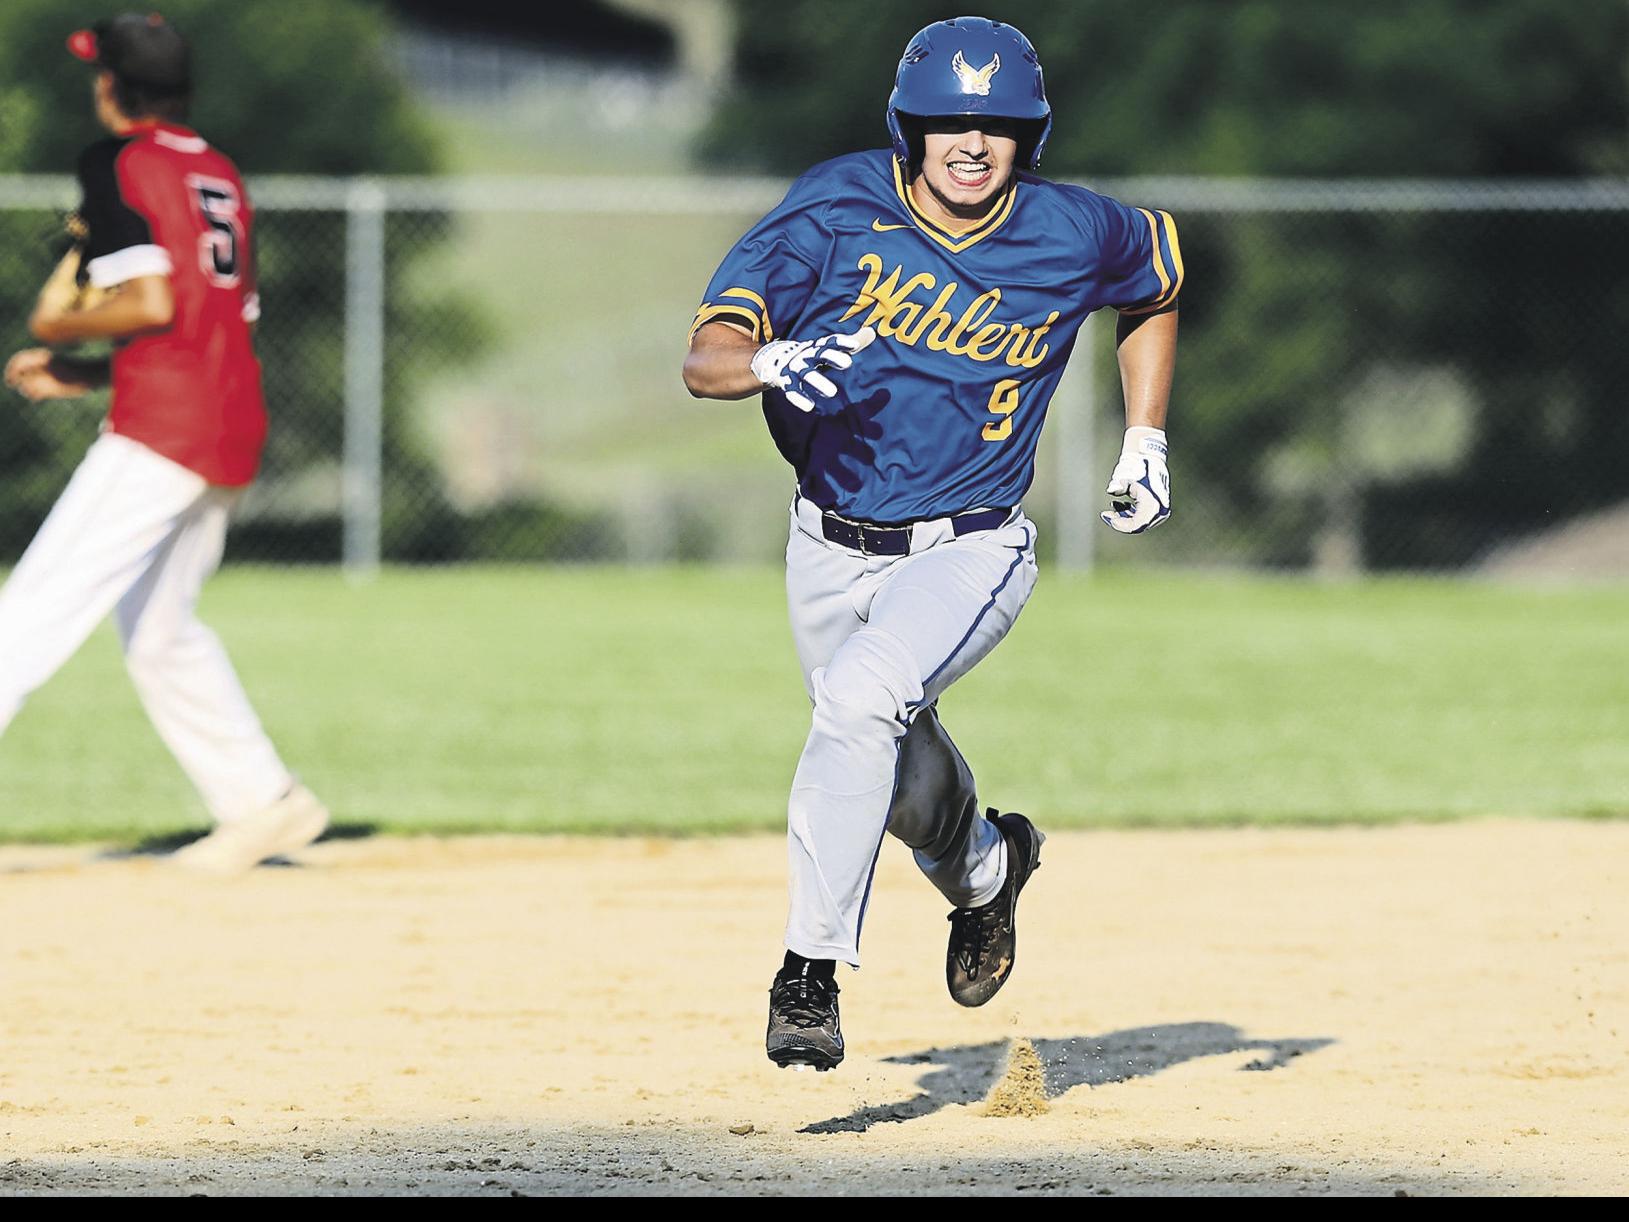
703 1 1626 179
0 1 437 174
0 0 486 561
701 1 1629 568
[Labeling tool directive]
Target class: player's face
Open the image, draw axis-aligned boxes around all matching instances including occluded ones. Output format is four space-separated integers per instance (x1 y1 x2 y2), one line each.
915 118 1021 219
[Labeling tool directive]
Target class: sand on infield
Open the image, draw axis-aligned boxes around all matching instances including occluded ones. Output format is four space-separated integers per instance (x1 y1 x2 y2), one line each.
2 820 1626 1196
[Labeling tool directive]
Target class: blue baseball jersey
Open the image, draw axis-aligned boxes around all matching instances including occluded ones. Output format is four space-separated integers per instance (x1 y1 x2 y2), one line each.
692 149 1183 524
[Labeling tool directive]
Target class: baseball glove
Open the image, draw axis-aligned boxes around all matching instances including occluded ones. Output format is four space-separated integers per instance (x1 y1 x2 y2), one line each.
37 212 110 317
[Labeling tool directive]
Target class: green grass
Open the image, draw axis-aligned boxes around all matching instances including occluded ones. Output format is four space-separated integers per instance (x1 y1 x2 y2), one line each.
2 567 1626 844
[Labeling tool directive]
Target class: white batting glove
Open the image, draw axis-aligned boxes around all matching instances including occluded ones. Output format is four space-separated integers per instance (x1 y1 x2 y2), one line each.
750 325 877 413
1101 426 1171 534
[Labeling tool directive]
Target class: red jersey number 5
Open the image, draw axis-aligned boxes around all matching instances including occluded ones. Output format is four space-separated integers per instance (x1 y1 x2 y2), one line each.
187 174 242 287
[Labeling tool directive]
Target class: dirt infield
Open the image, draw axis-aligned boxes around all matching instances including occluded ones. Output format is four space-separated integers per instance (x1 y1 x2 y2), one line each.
3 822 1625 1196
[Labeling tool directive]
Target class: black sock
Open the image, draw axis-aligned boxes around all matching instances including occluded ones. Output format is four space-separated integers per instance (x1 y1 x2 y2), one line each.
783 950 836 981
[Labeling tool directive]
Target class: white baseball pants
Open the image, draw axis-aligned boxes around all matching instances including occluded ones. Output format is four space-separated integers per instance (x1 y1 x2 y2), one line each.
0 433 293 822
782 495 1039 966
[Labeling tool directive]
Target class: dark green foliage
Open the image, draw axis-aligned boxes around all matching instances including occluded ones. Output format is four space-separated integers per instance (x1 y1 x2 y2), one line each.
0 1 437 175
704 1 1628 178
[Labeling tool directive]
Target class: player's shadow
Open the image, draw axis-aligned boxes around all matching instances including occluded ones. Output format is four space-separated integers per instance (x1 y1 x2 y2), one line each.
98 820 380 863
818 389 894 500
802 1022 1333 1135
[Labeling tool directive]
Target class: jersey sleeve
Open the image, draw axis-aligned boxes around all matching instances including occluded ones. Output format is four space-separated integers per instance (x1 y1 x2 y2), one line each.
1094 194 1184 316
76 139 174 290
689 171 830 343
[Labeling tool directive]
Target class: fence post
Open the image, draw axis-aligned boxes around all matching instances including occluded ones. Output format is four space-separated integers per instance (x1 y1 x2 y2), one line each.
1052 311 1098 570
343 179 386 580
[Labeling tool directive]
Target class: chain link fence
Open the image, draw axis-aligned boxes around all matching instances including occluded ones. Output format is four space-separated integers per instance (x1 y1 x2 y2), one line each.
2 175 1626 575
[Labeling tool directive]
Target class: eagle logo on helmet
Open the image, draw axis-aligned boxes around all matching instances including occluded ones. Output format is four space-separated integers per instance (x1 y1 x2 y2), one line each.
950 51 1000 96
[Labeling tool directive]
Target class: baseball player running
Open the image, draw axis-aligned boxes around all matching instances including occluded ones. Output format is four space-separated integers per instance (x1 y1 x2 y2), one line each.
0 14 328 873
684 16 1181 1070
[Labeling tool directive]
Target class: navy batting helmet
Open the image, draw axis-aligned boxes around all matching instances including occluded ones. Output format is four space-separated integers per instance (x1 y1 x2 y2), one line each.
887 16 1052 170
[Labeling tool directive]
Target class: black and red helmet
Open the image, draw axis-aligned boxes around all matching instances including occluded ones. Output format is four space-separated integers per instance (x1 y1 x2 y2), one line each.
67 12 191 96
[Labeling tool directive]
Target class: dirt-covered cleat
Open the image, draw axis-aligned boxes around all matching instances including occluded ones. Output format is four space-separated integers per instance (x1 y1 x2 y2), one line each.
766 963 844 1071
946 809 1044 1008
171 783 330 876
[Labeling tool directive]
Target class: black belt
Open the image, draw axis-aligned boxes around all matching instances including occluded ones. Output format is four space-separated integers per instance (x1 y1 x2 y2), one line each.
819 506 1012 556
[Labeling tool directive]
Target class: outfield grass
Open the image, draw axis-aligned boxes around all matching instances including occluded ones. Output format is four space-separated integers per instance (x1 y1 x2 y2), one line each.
1 567 1625 843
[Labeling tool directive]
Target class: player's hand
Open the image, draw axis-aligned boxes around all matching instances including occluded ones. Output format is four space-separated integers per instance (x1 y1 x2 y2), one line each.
750 325 877 413
1100 426 1171 534
3 349 93 402
32 248 85 324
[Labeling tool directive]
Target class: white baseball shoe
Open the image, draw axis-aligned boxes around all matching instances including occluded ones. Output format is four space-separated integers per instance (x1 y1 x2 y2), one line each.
171 783 330 876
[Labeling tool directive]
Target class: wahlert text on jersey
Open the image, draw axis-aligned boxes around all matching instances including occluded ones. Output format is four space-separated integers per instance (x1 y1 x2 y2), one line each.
838 252 1060 369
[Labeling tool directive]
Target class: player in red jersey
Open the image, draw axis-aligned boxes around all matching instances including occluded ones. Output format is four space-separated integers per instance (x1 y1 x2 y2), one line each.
1 13 328 872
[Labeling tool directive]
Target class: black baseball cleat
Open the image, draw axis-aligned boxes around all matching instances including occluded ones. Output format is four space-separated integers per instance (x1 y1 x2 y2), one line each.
946 809 1045 1008
766 960 844 1071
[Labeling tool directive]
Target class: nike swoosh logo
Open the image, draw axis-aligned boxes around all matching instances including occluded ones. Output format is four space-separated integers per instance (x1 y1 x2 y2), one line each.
872 219 910 232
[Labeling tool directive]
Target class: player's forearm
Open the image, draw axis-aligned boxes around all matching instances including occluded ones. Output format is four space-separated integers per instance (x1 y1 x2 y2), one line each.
1114 308 1178 430
683 322 766 400
30 274 175 345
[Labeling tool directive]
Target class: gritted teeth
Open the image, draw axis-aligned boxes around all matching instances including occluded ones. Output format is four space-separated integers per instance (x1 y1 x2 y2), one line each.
947 161 993 186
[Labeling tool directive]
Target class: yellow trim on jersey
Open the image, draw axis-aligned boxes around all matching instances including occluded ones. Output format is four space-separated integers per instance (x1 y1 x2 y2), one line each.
1120 209 1184 316
719 287 775 340
891 157 1018 254
1158 210 1184 302
1141 208 1172 301
689 303 762 342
